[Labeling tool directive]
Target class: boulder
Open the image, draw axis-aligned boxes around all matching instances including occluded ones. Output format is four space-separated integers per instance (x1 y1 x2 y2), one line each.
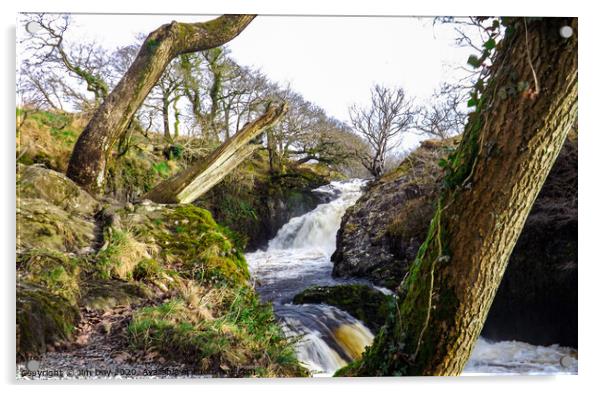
17 281 80 360
17 198 96 254
17 164 99 216
293 284 393 332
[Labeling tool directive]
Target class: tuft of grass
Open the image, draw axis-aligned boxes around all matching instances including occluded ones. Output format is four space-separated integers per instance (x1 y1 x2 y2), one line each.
128 284 307 377
96 228 151 280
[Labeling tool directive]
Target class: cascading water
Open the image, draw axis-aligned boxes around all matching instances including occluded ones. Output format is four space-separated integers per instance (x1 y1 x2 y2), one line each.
247 179 374 375
246 179 578 376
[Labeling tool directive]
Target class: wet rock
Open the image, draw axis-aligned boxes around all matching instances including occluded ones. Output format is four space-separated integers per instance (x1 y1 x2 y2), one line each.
332 139 448 288
293 284 393 332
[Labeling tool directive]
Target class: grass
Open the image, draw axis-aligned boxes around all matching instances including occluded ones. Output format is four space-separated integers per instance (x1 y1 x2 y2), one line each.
128 284 307 377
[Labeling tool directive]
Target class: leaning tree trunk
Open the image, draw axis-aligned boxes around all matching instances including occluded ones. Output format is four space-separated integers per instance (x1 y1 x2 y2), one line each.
143 103 287 204
66 14 255 195
338 17 577 377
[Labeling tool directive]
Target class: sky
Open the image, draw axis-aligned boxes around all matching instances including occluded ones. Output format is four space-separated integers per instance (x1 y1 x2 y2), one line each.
19 13 479 149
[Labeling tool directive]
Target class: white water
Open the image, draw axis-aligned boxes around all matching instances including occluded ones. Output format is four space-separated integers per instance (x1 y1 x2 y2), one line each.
246 179 578 376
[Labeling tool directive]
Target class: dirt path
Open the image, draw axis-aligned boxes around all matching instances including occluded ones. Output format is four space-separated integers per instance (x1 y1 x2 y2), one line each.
17 302 207 380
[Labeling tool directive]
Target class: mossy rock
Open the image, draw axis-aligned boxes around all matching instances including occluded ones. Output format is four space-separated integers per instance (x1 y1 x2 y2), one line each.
80 279 153 312
17 164 98 216
122 203 250 287
293 284 393 332
17 198 96 254
16 281 79 360
17 249 83 305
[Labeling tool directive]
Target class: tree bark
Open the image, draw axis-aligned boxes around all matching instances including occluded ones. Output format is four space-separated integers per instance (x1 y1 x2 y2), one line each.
338 17 577 377
66 15 255 194
143 103 287 204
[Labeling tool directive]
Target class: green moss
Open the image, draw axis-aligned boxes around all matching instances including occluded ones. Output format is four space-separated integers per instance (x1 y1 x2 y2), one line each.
18 249 83 305
293 285 394 332
17 281 79 360
16 198 96 254
133 258 163 281
80 279 152 312
144 205 249 286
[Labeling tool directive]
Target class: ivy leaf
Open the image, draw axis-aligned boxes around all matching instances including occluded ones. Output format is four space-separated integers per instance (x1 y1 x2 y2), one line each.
484 38 496 50
467 98 477 107
467 55 481 68
517 80 530 92
438 159 448 168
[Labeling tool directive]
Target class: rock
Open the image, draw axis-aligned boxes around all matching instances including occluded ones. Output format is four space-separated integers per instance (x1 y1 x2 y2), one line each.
292 284 394 332
80 280 152 312
481 137 578 347
17 198 96 254
331 137 578 347
17 249 82 305
17 164 99 216
332 139 449 288
17 281 80 360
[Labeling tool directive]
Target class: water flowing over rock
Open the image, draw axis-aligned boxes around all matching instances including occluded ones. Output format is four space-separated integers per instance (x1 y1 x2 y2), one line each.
246 180 375 374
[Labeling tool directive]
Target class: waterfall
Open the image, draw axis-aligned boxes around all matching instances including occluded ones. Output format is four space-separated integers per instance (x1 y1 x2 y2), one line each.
246 179 578 376
247 179 373 375
267 179 366 255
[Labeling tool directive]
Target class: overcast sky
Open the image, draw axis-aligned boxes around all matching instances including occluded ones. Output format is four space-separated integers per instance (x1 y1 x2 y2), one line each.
19 13 478 149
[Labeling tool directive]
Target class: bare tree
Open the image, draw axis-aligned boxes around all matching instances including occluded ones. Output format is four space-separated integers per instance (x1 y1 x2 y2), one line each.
416 83 467 140
20 14 110 110
349 84 416 178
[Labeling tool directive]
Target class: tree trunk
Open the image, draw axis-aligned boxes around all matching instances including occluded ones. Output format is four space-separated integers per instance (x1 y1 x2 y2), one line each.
143 103 287 204
339 17 577 377
66 15 255 195
173 95 181 139
162 97 171 141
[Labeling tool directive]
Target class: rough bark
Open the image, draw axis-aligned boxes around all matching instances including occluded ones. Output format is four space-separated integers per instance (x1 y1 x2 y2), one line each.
143 103 287 204
339 17 578 376
66 15 255 194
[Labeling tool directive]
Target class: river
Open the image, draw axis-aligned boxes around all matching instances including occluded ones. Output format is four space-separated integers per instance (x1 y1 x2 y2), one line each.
245 180 578 376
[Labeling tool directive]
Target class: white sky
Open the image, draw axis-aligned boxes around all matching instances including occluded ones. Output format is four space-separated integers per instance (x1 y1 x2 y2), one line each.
22 13 478 149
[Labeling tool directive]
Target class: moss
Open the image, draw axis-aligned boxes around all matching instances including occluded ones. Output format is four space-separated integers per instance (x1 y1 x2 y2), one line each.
17 198 96 254
128 286 307 377
142 205 249 286
95 228 150 280
17 281 79 360
133 258 163 281
18 249 83 305
293 285 394 332
17 165 98 216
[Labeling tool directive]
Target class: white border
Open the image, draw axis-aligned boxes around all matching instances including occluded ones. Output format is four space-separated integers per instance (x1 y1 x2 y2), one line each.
3 1 599 393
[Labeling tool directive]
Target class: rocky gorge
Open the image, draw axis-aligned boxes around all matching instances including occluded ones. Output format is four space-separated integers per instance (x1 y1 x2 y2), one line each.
330 135 578 347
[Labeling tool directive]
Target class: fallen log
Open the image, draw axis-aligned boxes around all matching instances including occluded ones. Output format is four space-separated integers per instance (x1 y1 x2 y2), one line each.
143 103 287 204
